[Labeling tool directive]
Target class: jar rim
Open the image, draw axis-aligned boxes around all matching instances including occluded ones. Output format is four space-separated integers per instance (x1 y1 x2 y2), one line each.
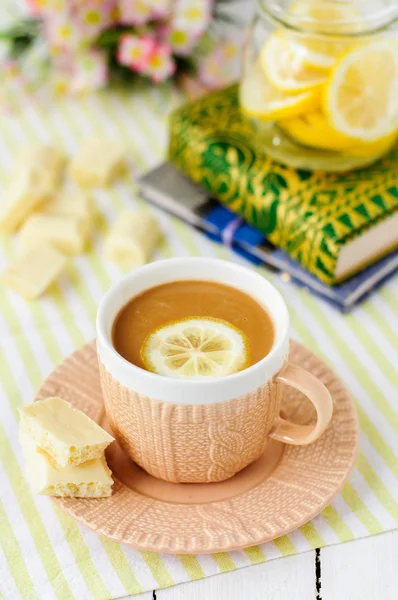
257 0 398 37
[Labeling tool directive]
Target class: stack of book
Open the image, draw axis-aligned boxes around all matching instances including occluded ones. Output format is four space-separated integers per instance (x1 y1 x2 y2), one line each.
139 85 398 311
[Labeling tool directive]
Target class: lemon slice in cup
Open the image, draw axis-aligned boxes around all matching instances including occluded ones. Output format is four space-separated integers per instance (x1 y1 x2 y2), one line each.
141 317 249 379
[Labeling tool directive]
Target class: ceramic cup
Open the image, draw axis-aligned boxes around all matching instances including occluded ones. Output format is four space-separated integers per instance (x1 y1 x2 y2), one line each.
97 257 333 483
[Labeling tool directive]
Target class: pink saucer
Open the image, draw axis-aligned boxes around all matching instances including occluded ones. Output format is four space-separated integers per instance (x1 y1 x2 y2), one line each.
36 341 359 554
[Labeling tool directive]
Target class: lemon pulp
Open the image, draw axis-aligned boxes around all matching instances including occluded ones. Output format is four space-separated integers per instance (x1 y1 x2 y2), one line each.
141 317 249 379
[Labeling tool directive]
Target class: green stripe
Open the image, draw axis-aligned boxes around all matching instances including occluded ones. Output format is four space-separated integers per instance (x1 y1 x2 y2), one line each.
53 507 110 600
299 522 326 549
244 545 267 564
356 453 398 524
344 311 398 389
177 555 206 580
273 535 296 555
321 505 355 542
0 425 74 600
140 551 174 588
379 286 398 317
362 301 398 358
211 552 236 572
100 539 143 595
341 483 383 535
0 500 39 600
297 294 398 432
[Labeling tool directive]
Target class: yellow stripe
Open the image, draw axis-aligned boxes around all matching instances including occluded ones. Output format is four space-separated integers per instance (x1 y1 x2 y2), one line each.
345 311 398 388
244 545 267 564
140 551 174 588
379 286 398 317
300 295 398 432
0 500 39 600
356 453 398 524
177 555 206 580
100 539 143 595
211 552 236 572
299 522 326 549
53 507 110 600
273 535 296 555
0 425 74 600
341 483 383 535
362 301 398 358
321 505 354 542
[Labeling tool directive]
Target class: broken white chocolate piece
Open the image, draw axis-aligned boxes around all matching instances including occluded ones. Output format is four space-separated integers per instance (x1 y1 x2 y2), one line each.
3 243 67 299
16 144 66 193
41 191 95 235
0 168 49 233
70 138 126 187
0 144 66 233
104 210 161 266
19 397 114 468
19 214 86 255
19 431 113 498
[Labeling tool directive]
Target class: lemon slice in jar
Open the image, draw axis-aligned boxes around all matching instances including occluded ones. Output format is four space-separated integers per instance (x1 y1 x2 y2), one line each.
240 62 320 121
324 40 398 141
141 317 249 379
279 111 357 151
260 32 328 93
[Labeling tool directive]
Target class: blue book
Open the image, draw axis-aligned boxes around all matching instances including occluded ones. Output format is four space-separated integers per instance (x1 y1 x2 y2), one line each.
139 163 398 312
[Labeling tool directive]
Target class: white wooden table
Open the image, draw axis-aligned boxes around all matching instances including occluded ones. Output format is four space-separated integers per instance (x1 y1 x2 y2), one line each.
135 529 398 599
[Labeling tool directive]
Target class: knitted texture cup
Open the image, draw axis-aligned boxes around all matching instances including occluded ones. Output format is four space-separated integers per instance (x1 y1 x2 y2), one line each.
99 360 282 482
96 258 333 484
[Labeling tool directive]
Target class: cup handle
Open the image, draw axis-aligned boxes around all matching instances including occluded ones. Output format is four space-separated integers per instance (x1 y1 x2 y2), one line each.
269 363 333 445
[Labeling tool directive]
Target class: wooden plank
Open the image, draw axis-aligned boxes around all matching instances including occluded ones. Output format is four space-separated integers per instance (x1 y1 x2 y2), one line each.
156 551 315 600
322 530 398 600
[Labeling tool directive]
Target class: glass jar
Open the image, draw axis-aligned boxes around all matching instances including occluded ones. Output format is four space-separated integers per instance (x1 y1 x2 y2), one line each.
239 0 398 172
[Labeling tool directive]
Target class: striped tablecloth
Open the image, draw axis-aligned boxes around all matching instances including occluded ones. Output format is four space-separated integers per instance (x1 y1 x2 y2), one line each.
0 82 397 600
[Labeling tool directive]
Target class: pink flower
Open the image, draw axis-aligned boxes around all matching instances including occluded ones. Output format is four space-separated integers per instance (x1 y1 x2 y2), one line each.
167 26 198 56
118 34 155 72
74 1 115 41
144 42 175 83
44 13 81 50
118 0 152 25
172 0 211 38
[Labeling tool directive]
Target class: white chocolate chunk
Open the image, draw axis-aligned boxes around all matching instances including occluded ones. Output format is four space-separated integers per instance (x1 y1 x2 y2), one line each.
0 145 66 233
0 167 49 233
104 210 161 266
42 190 95 220
16 144 66 193
70 138 126 187
19 431 113 498
19 214 86 255
3 243 67 299
19 397 114 468
41 191 95 236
